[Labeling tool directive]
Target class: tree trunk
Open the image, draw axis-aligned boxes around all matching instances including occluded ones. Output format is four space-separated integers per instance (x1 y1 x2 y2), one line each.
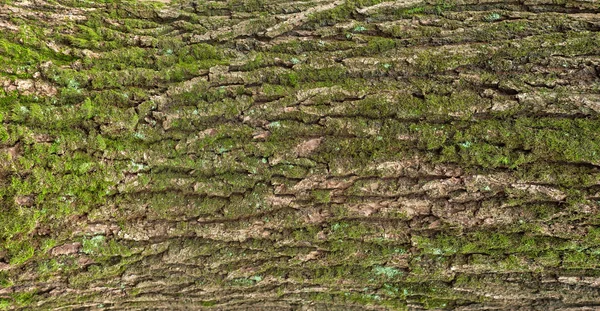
1 0 600 309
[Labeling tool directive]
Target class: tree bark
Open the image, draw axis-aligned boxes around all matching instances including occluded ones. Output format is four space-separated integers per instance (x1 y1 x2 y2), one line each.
1 0 600 309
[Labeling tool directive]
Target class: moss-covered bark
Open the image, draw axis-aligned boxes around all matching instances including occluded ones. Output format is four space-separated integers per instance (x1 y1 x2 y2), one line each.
1 0 600 309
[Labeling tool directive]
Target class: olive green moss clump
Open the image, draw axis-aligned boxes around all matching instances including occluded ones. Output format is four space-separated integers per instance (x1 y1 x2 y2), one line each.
1 0 600 309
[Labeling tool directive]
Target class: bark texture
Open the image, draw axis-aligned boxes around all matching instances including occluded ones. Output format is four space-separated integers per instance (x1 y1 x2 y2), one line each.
1 0 600 309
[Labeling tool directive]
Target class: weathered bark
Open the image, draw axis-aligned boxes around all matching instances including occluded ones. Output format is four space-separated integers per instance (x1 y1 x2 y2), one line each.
1 0 600 309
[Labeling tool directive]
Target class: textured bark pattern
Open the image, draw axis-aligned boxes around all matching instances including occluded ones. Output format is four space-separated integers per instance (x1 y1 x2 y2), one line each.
1 0 600 310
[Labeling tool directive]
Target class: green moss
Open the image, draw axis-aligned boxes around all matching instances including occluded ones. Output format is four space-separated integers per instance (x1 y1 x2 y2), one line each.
0 271 12 288
423 298 450 310
230 276 260 286
563 251 600 269
13 291 36 307
6 240 35 265
353 37 397 56
200 301 217 307
373 266 402 279
403 6 425 15
0 299 10 310
81 235 133 259
280 72 298 87
69 262 127 288
38 259 61 278
2 0 600 308
307 2 356 27
296 66 347 83
413 231 575 257
312 189 331 204
241 52 265 71
433 0 454 15
412 49 473 74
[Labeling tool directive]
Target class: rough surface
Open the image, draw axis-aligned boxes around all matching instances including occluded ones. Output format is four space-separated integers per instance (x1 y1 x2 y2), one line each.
1 0 600 310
